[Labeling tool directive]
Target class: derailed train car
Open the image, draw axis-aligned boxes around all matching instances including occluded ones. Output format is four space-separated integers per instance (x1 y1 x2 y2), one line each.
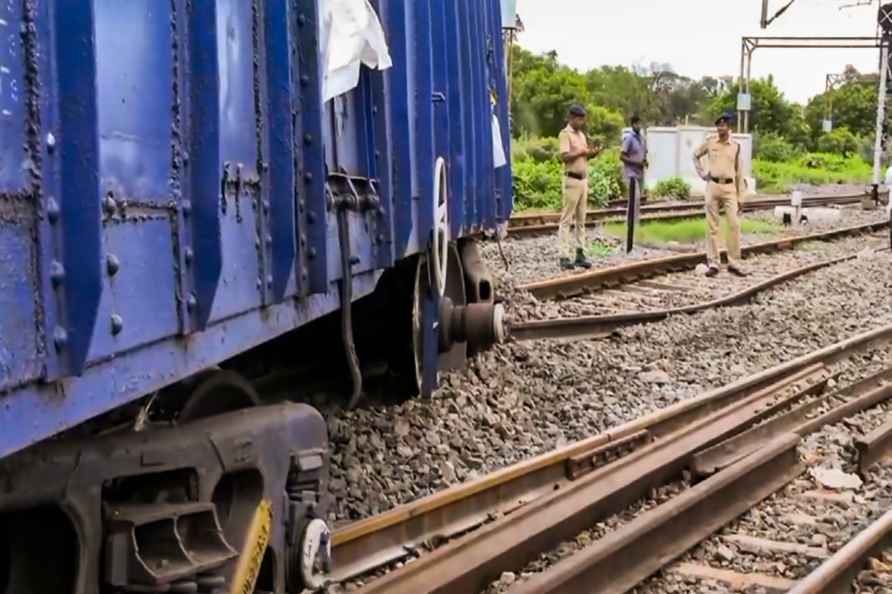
0 0 512 591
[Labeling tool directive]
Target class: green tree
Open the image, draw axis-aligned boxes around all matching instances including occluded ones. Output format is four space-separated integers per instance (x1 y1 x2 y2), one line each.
707 76 795 137
584 104 625 145
586 65 662 124
785 104 812 150
805 82 877 142
816 127 860 157
510 47 589 137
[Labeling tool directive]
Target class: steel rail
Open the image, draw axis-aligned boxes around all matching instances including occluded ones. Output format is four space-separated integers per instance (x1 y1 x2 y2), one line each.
510 252 858 342
788 509 892 594
514 368 892 594
855 416 892 474
506 192 875 237
330 365 823 583
335 322 892 590
351 370 829 594
519 220 890 300
693 368 892 477
507 434 804 594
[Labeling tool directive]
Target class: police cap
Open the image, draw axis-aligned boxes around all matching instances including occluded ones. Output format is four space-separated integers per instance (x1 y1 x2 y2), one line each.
715 111 735 125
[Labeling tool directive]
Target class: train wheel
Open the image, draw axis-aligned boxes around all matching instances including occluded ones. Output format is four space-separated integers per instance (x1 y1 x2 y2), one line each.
431 157 450 297
407 244 467 397
177 370 261 422
409 254 431 396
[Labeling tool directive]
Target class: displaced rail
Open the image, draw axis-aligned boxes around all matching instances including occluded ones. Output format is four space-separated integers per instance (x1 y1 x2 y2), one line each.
510 251 862 342
788 509 892 594
507 192 877 238
328 323 892 592
519 219 889 300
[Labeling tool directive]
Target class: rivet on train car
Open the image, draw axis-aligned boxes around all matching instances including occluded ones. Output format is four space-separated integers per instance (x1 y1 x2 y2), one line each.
377 233 384 243
256 278 263 290
46 132 56 151
301 74 310 86
184 248 194 265
349 255 360 266
372 106 378 114
182 200 192 217
375 150 381 160
103 193 117 215
307 211 317 224
106 254 121 276
300 234 307 247
46 197 60 224
266 275 273 287
110 314 124 336
49 260 65 287
53 326 68 352
263 200 270 213
298 14 307 26
265 234 273 246
304 133 313 145
299 199 307 210
308 247 317 259
186 293 197 311
304 172 313 183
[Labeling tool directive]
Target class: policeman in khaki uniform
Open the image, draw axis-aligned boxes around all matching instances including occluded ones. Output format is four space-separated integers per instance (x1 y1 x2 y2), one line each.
693 112 748 278
557 104 601 270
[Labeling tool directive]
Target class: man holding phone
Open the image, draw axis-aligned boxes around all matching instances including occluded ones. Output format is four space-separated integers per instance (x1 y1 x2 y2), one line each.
557 104 602 270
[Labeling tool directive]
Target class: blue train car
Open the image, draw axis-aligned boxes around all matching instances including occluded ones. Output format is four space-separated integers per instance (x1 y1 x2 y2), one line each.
0 1 513 592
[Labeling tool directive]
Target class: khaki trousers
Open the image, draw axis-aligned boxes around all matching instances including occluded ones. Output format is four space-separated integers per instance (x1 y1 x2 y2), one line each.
558 176 587 258
705 182 742 268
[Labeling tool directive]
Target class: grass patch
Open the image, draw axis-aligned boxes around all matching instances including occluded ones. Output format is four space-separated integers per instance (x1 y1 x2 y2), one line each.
586 239 614 257
603 217 782 245
754 152 872 194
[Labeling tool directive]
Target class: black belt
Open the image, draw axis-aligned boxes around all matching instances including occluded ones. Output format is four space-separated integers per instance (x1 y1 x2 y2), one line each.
565 172 585 181
710 176 734 184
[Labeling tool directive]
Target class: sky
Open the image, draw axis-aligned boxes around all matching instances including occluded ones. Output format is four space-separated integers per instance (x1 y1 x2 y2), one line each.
514 0 883 104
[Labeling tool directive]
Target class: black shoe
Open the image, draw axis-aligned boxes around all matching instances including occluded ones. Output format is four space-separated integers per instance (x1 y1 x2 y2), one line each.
728 266 748 277
705 266 720 277
575 249 593 269
560 258 575 271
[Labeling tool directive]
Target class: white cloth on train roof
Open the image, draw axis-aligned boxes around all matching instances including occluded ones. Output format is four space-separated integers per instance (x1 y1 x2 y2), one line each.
320 0 392 102
492 112 507 168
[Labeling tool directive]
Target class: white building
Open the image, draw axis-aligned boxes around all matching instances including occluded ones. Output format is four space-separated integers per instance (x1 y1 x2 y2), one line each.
631 127 755 196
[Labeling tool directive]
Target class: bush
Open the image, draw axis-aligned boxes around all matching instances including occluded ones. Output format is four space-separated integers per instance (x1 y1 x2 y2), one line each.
511 143 624 211
513 137 560 164
653 176 692 200
753 151 872 193
584 105 625 147
857 134 876 165
755 132 799 163
816 127 859 157
512 158 563 210
589 147 623 206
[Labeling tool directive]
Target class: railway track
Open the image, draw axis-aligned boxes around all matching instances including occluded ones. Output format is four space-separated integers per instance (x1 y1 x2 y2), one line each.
510 251 867 342
326 323 892 593
517 220 889 301
508 221 890 342
506 192 878 238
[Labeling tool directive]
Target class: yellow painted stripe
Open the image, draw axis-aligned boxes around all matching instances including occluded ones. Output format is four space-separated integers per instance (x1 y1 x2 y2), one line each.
230 499 273 594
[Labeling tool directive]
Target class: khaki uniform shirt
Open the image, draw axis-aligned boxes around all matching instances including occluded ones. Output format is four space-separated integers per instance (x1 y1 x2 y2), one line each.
694 137 743 192
559 125 588 176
